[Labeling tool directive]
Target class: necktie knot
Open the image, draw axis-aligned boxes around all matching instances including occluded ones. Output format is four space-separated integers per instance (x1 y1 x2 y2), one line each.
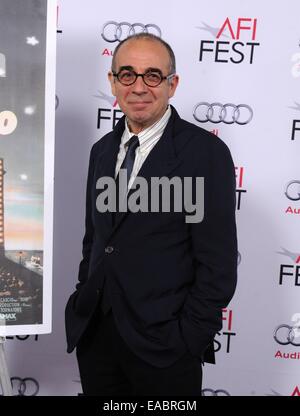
126 135 139 154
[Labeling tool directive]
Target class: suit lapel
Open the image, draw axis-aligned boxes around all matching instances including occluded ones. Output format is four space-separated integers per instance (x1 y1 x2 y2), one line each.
95 118 124 230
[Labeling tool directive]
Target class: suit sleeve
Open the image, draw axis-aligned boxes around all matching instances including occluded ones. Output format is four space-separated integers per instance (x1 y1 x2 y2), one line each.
75 144 96 291
179 137 238 358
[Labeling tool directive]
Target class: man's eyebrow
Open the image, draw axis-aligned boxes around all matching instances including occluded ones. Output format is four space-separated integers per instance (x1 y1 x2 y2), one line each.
146 67 163 74
118 65 134 71
118 66 163 73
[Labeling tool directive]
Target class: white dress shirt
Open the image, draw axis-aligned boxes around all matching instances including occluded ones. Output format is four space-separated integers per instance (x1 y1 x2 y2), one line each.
115 105 171 189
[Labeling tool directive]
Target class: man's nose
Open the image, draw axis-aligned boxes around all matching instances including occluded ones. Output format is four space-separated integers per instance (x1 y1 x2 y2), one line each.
131 75 148 94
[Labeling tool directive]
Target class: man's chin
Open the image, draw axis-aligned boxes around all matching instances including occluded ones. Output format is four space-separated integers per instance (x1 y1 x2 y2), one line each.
127 112 153 132
130 102 150 110
129 110 150 124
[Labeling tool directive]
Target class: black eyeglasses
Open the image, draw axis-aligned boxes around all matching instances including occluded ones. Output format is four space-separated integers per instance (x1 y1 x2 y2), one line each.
112 69 175 87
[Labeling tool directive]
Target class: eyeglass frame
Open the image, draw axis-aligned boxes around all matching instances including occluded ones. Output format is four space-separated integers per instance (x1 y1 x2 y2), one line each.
112 67 176 87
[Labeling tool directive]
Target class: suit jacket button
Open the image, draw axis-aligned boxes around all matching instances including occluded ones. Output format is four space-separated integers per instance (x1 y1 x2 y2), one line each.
105 246 114 254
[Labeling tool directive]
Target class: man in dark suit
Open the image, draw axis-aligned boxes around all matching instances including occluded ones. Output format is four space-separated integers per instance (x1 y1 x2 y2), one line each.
65 33 237 396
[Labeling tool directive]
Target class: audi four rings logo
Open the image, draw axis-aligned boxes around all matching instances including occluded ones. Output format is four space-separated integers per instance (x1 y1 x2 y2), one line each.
201 388 231 396
10 377 39 396
193 102 253 125
274 325 300 346
285 180 300 201
101 21 162 43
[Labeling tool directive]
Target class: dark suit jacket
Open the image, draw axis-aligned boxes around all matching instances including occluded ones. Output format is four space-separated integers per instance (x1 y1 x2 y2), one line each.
65 106 237 368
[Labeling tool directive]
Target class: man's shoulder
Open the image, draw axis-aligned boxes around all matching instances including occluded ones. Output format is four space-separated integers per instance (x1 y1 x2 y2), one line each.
89 129 117 156
90 115 125 155
172 110 231 156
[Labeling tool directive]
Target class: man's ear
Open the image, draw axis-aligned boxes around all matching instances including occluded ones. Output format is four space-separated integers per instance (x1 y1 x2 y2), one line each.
108 71 116 96
168 75 179 99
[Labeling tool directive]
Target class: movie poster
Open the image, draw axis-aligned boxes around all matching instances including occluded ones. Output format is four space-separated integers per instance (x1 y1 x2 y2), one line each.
0 0 56 335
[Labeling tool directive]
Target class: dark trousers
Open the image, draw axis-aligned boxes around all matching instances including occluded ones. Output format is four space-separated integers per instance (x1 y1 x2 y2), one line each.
76 306 202 396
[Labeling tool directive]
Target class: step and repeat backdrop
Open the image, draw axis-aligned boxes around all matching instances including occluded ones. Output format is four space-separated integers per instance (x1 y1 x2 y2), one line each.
2 0 300 396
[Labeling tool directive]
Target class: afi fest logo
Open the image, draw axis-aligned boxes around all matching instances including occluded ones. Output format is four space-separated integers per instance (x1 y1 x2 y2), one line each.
277 248 300 286
56 4 62 34
266 387 300 396
289 102 300 142
291 386 300 396
213 308 236 354
274 314 300 361
197 17 260 64
235 166 247 210
284 179 300 215
94 90 123 130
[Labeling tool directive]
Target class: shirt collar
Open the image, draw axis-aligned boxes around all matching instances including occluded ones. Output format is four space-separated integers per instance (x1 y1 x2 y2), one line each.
122 105 171 148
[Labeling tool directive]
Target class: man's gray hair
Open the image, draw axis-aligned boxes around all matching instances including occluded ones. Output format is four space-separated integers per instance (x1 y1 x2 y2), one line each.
111 33 176 74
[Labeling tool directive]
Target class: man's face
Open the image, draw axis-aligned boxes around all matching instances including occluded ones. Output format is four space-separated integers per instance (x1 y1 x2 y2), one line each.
108 39 179 134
